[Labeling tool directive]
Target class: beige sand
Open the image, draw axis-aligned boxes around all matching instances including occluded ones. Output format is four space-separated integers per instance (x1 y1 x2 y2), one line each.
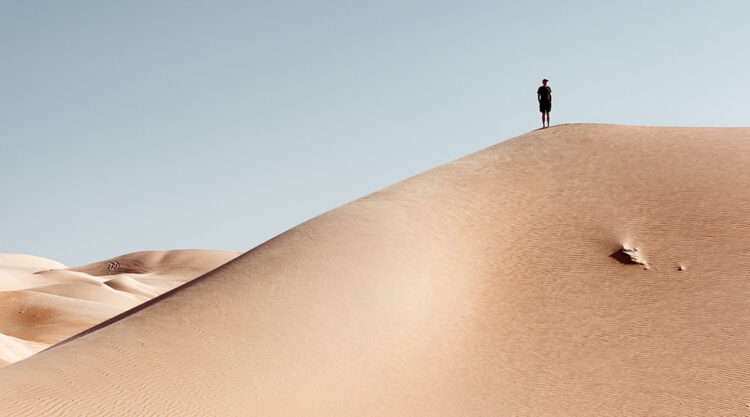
0 250 238 365
1 124 749 416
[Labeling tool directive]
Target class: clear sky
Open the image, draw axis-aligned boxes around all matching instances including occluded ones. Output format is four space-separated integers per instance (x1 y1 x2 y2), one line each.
2 1 748 266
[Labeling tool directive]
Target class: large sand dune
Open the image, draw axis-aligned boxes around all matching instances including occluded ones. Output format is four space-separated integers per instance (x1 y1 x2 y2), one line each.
1 124 749 415
0 250 238 366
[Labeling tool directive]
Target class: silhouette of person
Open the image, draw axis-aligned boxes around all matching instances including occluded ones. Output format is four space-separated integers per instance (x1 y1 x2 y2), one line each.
537 79 551 128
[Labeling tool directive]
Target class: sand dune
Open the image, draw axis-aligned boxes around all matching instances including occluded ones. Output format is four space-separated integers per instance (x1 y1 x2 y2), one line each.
2 124 749 416
0 250 238 365
0 333 47 367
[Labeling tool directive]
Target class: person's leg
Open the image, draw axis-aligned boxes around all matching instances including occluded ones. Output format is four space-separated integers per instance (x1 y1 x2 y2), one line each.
546 112 550 127
541 112 545 128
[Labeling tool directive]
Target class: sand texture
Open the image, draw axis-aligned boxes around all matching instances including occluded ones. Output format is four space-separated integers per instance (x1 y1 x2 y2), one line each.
1 124 749 416
0 250 238 366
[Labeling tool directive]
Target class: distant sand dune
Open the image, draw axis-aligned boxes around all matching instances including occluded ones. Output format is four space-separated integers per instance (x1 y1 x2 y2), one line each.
0 333 48 366
0 254 67 272
1 125 749 416
0 250 238 365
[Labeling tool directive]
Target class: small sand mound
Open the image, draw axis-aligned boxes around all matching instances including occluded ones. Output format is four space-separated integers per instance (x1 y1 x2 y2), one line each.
104 276 161 298
610 246 648 268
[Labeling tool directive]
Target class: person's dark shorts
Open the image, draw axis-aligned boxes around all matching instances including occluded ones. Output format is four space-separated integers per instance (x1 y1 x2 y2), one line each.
539 101 551 113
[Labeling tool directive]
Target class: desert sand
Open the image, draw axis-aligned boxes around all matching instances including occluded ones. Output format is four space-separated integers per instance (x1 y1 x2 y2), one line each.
0 250 238 366
1 124 749 416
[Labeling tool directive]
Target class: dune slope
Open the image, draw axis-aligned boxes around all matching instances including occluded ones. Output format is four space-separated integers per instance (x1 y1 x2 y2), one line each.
1 124 749 416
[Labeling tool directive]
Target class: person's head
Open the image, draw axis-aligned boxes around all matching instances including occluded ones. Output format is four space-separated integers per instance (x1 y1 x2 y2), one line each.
542 78 548 86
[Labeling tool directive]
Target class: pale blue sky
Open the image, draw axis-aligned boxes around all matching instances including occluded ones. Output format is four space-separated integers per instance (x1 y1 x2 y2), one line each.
2 1 748 265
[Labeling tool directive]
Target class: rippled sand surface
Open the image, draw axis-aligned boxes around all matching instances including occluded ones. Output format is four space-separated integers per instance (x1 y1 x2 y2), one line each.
2 125 748 416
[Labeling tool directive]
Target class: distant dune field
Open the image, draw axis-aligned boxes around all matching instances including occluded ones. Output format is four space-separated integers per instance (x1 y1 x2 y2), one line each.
1 124 749 416
0 250 238 366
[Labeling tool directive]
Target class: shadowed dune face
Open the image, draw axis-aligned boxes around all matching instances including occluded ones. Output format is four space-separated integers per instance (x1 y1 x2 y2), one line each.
1 124 750 416
0 250 239 366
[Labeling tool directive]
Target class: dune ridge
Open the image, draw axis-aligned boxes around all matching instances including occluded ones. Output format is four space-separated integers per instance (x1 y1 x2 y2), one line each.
1 124 749 416
0 250 239 365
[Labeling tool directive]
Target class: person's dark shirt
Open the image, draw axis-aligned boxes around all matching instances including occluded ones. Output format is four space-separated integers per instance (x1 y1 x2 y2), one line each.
537 86 551 103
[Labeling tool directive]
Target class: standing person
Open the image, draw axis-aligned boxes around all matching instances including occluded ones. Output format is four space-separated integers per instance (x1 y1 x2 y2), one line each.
537 79 552 128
